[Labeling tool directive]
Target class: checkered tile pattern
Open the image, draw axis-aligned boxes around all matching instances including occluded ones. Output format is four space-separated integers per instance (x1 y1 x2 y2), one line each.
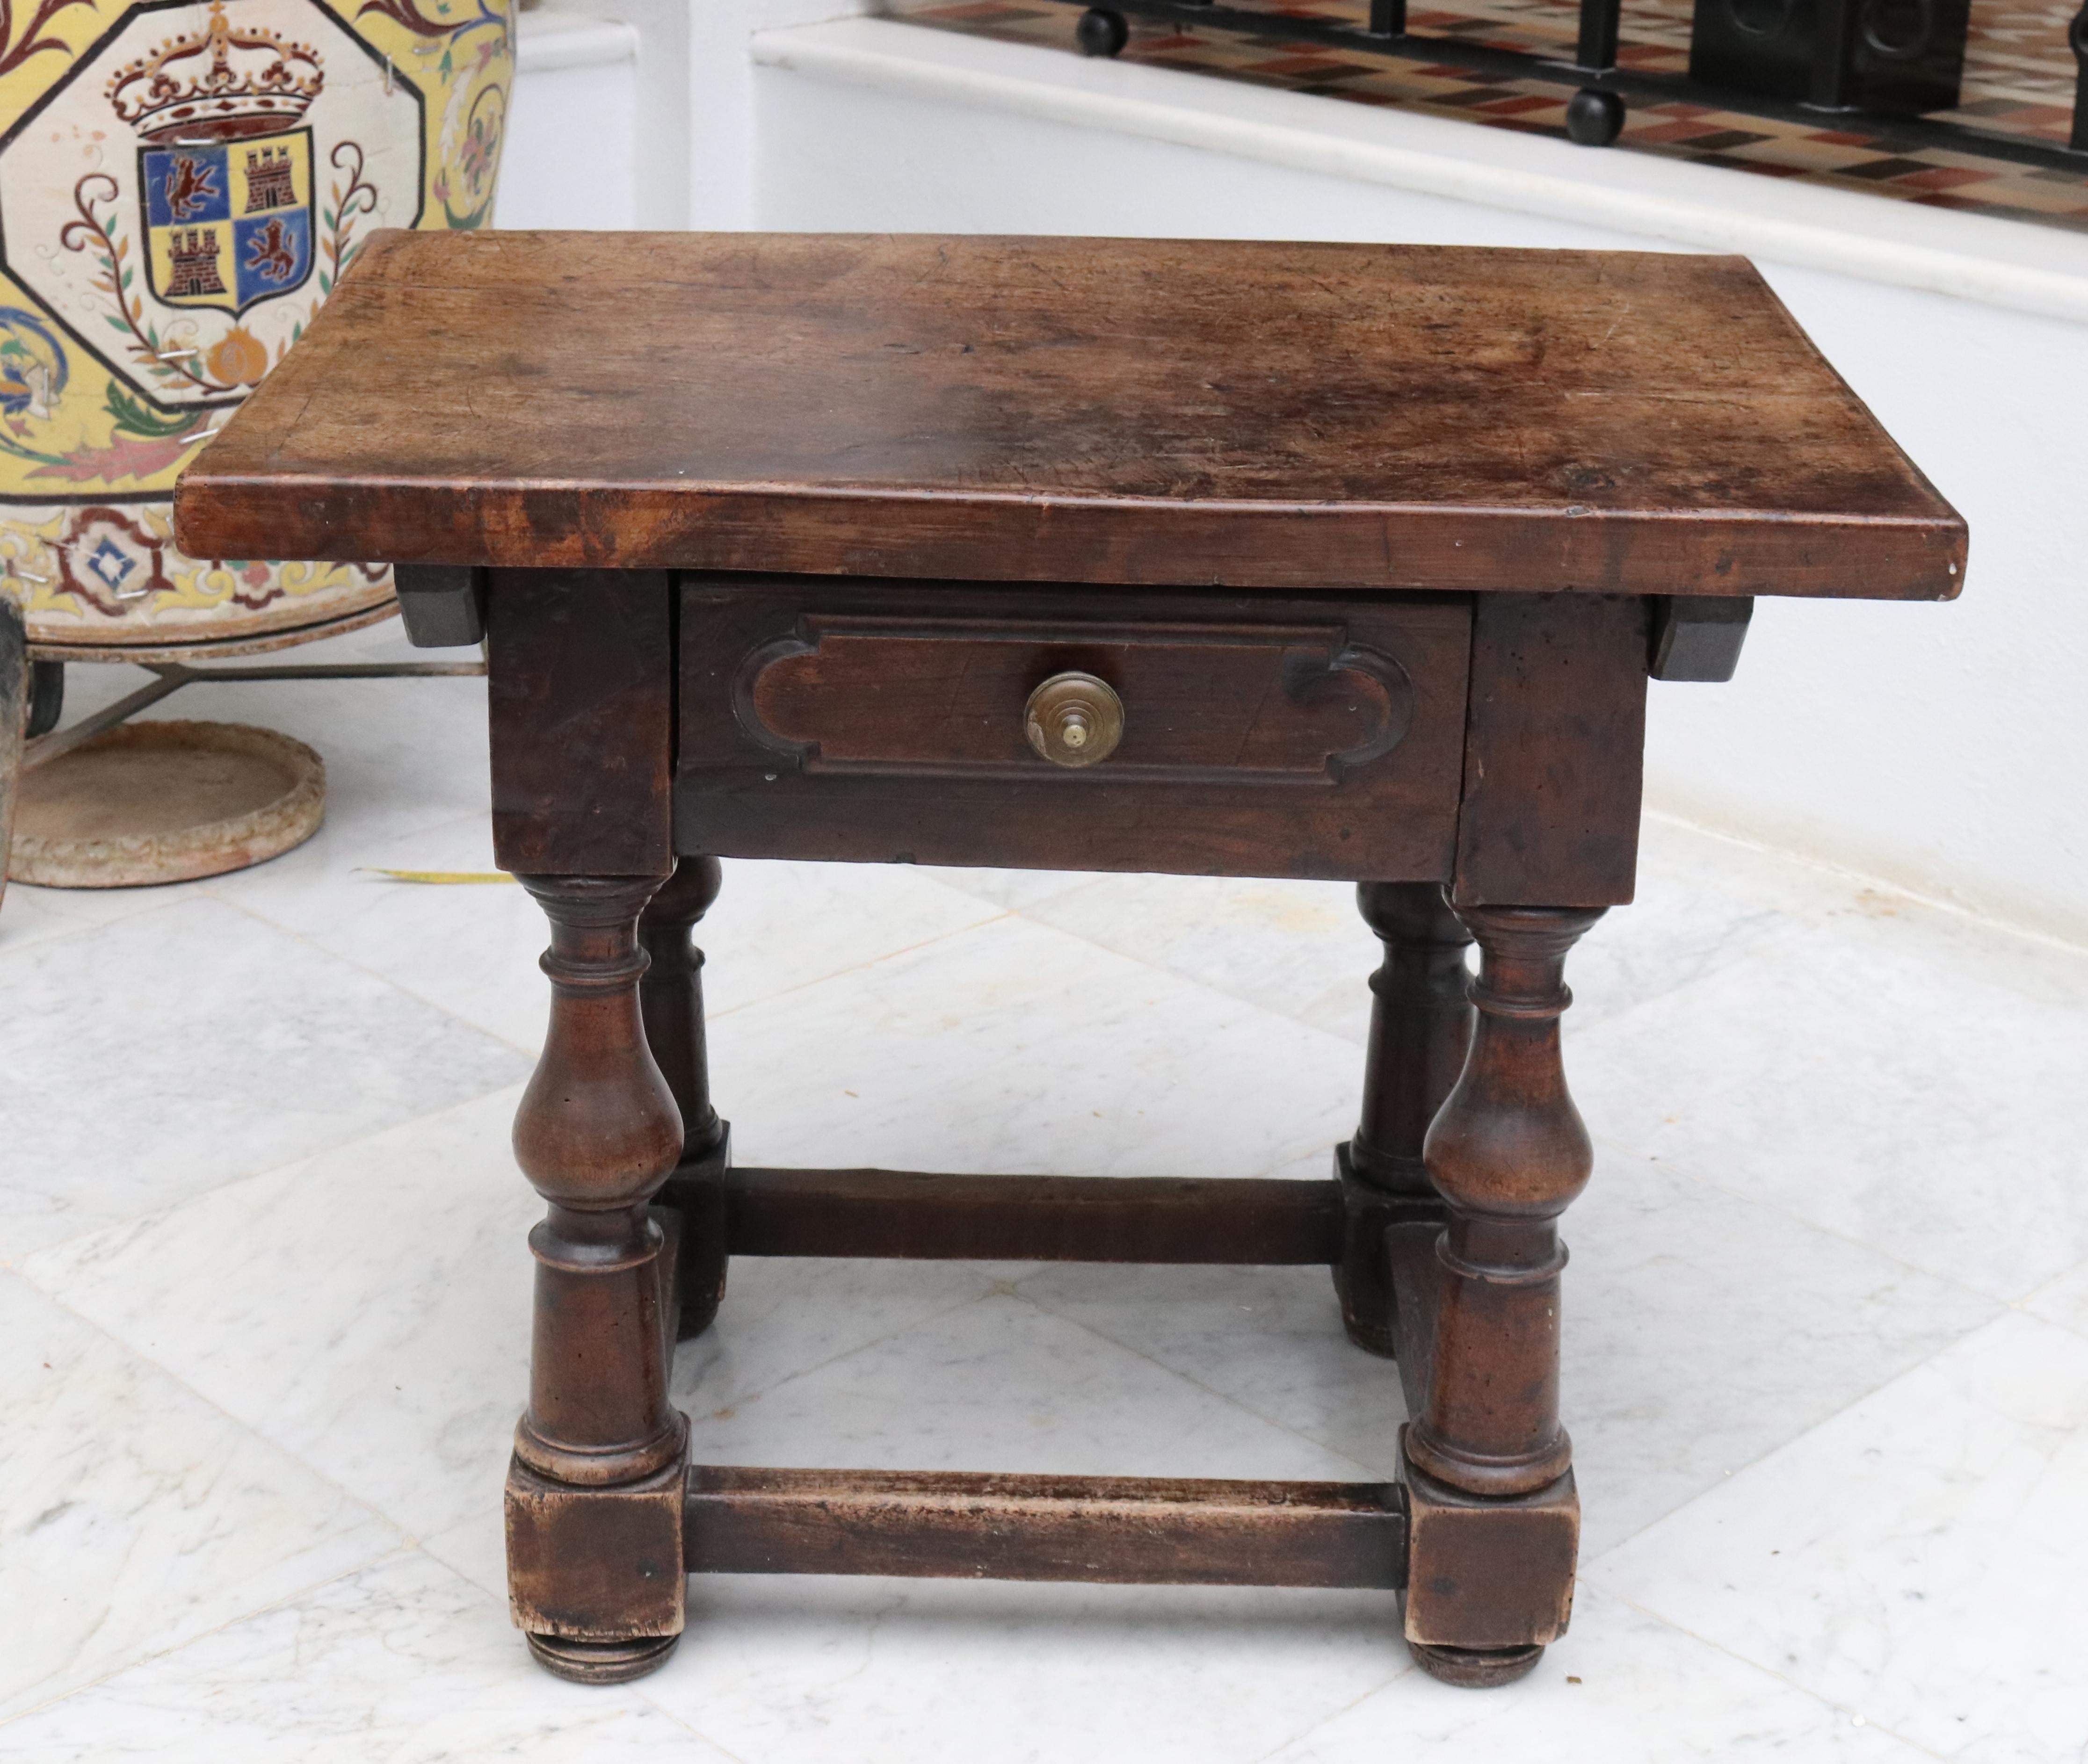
890 0 2088 231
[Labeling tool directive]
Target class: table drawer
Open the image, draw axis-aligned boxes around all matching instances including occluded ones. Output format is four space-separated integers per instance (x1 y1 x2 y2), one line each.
676 579 1471 881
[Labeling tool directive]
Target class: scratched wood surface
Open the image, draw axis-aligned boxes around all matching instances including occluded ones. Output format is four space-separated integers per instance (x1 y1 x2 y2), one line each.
173 231 1964 599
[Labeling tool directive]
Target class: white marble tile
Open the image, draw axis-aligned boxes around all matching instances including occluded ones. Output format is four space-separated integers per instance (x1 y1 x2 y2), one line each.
649 1571 1401 1764
23 1089 1009 1563
708 912 1363 1181
1563 1149 1999 1555
225 821 1010 1054
1012 1258 1409 1465
1590 1310 2088 1764
1015 872 1380 1043
1264 1588 1931 1764
917 862 1096 912
0 1273 399 1722
672 1255 1013 1418
19 1090 535 1550
0 896 530 1261
2022 1257 2088 1338
682 1287 1362 1480
1567 916 2088 1299
1016 1153 1996 1558
1002 816 1812 1051
0 1551 728 1763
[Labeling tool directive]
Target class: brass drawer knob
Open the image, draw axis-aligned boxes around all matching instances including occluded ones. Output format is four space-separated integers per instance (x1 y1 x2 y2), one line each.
1025 672 1124 768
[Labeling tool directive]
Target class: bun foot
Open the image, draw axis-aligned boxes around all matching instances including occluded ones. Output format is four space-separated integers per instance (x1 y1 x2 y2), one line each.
1408 1640 1544 1688
526 1631 682 1684
1411 1636 1545 1678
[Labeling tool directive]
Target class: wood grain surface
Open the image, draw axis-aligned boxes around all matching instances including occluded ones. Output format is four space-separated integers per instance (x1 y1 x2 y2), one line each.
683 1465 1410 1588
174 231 1964 599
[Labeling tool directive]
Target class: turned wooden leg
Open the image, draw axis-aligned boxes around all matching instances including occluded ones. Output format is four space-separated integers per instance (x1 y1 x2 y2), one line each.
1334 883 1474 1356
507 874 689 1684
1402 903 1602 1688
638 856 732 1340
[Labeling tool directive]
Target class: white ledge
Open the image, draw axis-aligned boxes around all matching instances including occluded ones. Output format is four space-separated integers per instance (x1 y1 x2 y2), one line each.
516 9 638 74
753 14 2088 324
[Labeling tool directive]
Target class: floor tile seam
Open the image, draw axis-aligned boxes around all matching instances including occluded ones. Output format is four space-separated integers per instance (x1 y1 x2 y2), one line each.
0 886 218 971
999 896 1384 1040
201 889 549 1060
703 908 1020 1025
0 1540 424 1732
21 1272 422 1545
916 869 1090 919
2014 1287 2088 1341
1641 806 2088 964
1626 1149 2030 1307
5 1079 529 1278
1239 1664 1414 1764
626 1686 760 1764
1584 1137 2012 1311
994 1280 1390 1481
1578 1306 2050 1572
677 1281 1007 1421
1582 1585 1958 1761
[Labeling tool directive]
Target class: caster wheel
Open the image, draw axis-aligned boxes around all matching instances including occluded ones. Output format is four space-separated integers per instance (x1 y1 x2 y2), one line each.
1565 87 1625 146
1409 1640 1545 1687
526 1631 681 1684
1076 7 1130 56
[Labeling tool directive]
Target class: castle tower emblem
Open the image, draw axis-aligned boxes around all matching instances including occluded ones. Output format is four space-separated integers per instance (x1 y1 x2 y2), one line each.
119 2 321 314
165 228 229 297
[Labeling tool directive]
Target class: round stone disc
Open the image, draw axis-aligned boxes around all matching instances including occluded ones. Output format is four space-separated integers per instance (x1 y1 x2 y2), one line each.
10 720 325 889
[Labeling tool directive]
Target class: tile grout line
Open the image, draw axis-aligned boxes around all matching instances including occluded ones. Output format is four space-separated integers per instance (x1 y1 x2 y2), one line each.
1642 806 2088 963
1591 1133 2014 1308
202 888 550 1062
991 1276 1391 1482
1240 1664 1416 1764
1624 1141 2048 1310
676 1275 1019 1424
0 1077 529 1276
1590 1586 1960 1762
704 905 1020 1024
1579 1304 2049 1578
0 1544 434 1734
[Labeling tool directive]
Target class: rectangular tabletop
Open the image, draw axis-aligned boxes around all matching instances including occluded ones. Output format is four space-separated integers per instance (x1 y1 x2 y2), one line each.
173 231 1964 600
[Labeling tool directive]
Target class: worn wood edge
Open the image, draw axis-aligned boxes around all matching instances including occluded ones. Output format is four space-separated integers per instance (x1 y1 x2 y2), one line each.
171 484 1965 600
683 1465 1411 1588
724 1166 1347 1264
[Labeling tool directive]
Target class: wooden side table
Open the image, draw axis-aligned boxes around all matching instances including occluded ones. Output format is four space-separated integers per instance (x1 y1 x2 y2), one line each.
175 231 1964 1689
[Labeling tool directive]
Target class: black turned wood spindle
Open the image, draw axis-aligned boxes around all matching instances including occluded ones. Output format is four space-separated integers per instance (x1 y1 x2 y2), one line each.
1407 904 1602 1498
638 855 732 1339
1335 882 1475 1356
508 874 688 1683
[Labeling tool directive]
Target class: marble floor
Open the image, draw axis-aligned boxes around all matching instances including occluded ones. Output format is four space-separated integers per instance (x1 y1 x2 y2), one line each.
4 622 2086 1762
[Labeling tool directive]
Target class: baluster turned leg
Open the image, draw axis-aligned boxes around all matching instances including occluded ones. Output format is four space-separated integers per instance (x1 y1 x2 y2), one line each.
1334 883 1474 1356
639 856 732 1339
507 874 689 1684
1401 904 1602 1688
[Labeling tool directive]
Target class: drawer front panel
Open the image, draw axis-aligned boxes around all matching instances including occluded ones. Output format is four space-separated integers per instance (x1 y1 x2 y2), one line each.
741 619 1410 782
679 579 1471 882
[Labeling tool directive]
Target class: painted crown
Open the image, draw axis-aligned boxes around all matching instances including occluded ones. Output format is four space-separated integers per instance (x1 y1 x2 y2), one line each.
106 2 324 143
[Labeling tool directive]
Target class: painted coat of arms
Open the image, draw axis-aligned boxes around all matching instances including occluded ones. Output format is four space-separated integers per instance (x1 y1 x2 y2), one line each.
122 5 321 314
0 0 511 649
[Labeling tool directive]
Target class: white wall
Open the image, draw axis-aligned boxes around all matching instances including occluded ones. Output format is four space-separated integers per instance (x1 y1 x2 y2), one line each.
500 13 641 228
